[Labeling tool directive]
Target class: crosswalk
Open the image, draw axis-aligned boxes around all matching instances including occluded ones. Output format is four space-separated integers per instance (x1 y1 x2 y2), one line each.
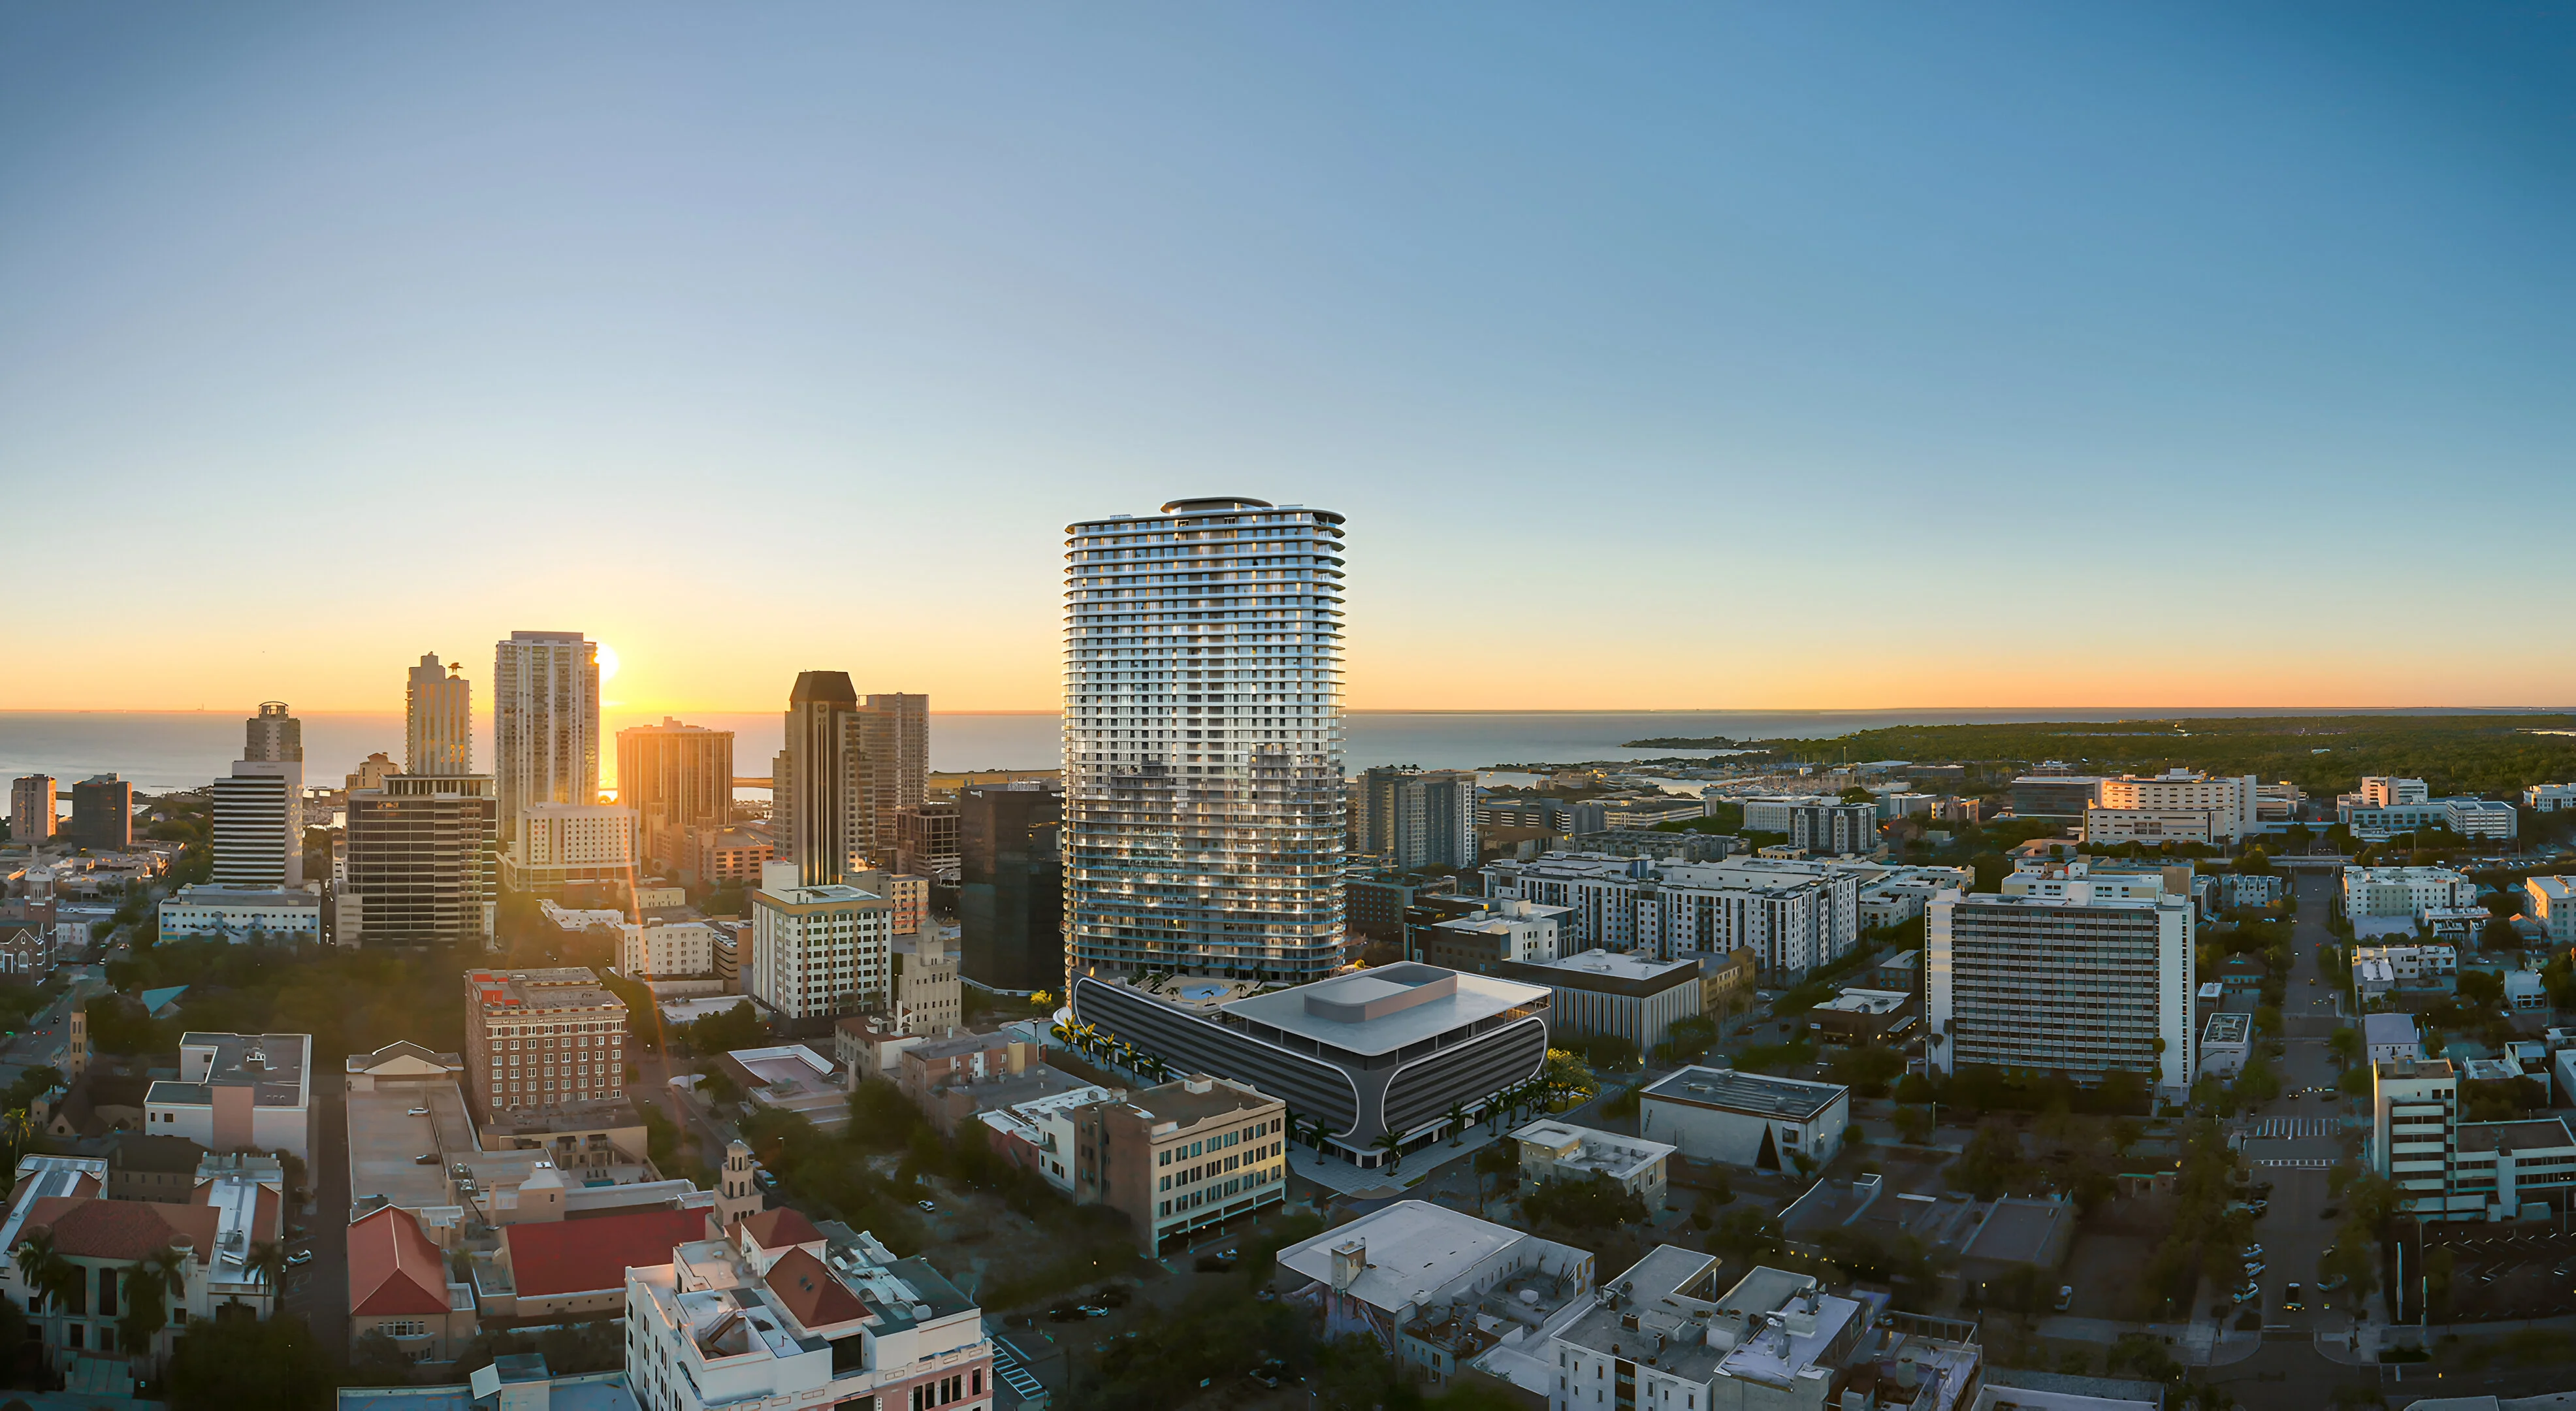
989 1335 1050 1408
2245 1117 2338 1139
2251 1158 2334 1169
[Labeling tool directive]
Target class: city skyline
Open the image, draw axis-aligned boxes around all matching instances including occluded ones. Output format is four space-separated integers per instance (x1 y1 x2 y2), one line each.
5 7 2569 713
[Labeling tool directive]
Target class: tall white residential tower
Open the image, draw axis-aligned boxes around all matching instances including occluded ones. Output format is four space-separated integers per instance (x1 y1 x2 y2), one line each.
492 630 600 840
1062 496 1347 984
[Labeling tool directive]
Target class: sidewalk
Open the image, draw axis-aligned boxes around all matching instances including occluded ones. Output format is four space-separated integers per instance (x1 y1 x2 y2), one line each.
1285 1115 1515 1199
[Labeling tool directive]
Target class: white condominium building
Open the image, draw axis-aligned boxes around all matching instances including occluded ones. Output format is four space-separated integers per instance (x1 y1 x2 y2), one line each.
620 918 720 980
1062 497 1348 984
1929 886 2197 1099
2343 866 2474 919
492 630 600 839
2002 858 2187 903
748 863 893 1022
1479 853 1865 980
503 802 637 890
2370 1058 2576 1222
2095 769 2259 843
1482 854 1652 952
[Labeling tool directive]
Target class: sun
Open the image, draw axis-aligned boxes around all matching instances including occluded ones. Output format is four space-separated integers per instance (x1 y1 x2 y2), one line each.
595 641 620 683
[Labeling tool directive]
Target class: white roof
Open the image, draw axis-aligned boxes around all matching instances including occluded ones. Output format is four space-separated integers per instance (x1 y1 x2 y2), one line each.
1222 965 1549 1058
1538 950 1698 982
2363 1013 2421 1046
1274 1199 1541 1316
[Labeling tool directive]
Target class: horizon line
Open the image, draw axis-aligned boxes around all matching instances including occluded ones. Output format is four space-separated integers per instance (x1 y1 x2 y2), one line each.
6 704 2576 718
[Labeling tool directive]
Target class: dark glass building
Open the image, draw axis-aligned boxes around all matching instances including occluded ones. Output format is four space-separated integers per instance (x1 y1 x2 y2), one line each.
959 784 1063 991
68 774 133 850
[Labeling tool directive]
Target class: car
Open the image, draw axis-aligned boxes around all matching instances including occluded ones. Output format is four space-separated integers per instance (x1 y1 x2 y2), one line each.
916 1199 938 1213
2053 1286 2074 1312
413 1153 439 1165
2246 1200 2270 1217
2242 1261 2268 1278
1078 1305 1110 1318
2233 1283 2261 1304
2244 1244 2264 1259
2317 1275 2349 1291
407 1105 430 1117
285 1248 315 1267
2282 1284 2304 1310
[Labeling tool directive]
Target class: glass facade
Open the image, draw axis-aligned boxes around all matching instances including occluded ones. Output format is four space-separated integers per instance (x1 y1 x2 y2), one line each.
1062 497 1346 984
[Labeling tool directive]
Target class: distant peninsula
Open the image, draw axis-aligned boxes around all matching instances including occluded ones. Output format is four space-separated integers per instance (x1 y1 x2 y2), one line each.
1622 736 1737 749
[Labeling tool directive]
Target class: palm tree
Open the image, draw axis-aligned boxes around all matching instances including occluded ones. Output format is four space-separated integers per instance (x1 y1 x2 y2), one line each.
1372 1131 1405 1174
15 1229 76 1316
1445 1103 1470 1146
245 1241 286 1303
118 1245 188 1366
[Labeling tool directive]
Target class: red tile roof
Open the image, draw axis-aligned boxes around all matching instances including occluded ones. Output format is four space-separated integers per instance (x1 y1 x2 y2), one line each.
504 1207 712 1299
734 1207 823 1252
764 1246 867 1331
24 1197 219 1265
349 1205 450 1318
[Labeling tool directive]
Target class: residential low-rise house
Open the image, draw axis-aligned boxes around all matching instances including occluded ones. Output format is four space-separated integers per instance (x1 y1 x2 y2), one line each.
2364 1013 2425 1064
1638 1066 1848 1172
1510 1120 1671 1210
2351 945 2458 1002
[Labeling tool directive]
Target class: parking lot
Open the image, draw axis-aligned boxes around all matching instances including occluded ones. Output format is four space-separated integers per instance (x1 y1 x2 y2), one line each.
2420 1226 2576 1321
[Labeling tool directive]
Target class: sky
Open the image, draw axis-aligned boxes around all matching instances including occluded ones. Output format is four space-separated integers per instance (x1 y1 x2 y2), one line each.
1 3 2568 715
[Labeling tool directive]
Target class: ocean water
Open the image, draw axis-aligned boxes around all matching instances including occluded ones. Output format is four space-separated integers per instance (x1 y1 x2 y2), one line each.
0 706 2502 795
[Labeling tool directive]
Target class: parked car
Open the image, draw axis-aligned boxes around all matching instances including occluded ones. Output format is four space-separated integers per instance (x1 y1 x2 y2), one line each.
1078 1305 1110 1318
2244 1244 2264 1259
916 1200 939 1213
407 1106 430 1117
286 1248 315 1268
413 1153 439 1165
2283 1284 2304 1310
2053 1286 2074 1312
2242 1261 2268 1278
2232 1282 2260 1305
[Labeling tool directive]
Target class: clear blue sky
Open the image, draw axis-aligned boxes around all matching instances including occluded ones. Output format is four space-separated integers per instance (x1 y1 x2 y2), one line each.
3 3 2567 712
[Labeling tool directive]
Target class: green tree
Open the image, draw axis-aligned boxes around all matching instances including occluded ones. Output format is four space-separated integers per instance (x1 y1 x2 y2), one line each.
1520 1171 1648 1233
1707 1207 1781 1266
2456 969 2505 1007
1893 1105 1935 1145
2326 1026 2360 1069
12 1228 76 1314
166 1312 337 1411
116 1244 190 1363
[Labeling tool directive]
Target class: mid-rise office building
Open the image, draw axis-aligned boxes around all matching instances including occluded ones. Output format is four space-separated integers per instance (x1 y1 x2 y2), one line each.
1354 767 1477 869
156 883 324 943
1498 949 1702 1054
891 801 959 881
958 782 1063 992
2527 876 2576 945
493 630 601 840
747 863 893 1022
406 652 474 775
1063 496 1347 983
1415 900 1567 973
243 700 302 763
1070 962 1548 1169
2362 776 2430 807
338 775 499 947
620 918 720 980
211 761 302 888
2343 866 2475 920
1071 1075 1286 1255
2370 1057 2576 1222
463 967 629 1120
66 774 131 851
8 775 54 844
616 718 733 871
890 930 961 1035
2526 783 2576 814
502 802 637 892
2095 769 2259 842
1929 886 2196 1099
2008 773 2105 819
1639 1067 1851 1171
